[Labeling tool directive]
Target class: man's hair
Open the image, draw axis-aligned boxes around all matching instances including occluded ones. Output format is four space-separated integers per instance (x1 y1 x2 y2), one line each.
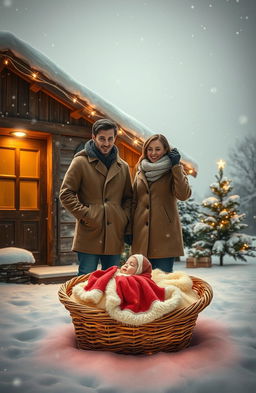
92 119 118 136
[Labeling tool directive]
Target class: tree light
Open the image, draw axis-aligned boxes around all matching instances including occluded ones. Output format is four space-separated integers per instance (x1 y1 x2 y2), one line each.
217 159 226 169
4 59 9 65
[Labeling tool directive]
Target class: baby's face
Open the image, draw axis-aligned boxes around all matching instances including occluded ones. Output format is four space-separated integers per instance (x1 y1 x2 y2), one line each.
120 256 138 275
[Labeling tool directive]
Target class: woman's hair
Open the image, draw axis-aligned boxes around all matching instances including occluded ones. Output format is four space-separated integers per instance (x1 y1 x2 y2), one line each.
138 134 171 165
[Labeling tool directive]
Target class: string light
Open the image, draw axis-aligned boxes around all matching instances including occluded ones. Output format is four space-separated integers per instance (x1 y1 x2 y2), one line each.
0 53 196 175
1 53 146 149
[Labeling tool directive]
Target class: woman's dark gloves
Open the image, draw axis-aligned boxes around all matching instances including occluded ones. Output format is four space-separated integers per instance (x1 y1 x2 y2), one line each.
124 234 133 246
168 148 181 166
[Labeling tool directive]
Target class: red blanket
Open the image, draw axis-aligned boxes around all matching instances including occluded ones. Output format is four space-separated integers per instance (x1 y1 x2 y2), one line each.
84 266 166 313
80 266 182 325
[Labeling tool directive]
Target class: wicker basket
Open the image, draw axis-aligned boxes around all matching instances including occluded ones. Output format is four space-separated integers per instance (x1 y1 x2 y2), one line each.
58 274 213 355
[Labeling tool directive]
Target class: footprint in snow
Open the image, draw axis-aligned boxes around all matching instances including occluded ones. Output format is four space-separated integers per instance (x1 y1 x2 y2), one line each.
13 328 44 342
9 300 31 306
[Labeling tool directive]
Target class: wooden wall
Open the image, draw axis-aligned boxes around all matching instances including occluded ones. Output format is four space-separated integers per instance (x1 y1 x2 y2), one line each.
0 66 141 266
54 134 89 265
0 68 86 126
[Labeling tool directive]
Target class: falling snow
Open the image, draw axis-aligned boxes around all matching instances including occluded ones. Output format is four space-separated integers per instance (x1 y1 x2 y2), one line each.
210 87 217 94
3 0 12 7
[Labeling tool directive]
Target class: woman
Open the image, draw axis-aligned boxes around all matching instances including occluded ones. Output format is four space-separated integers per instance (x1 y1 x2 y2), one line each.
131 134 191 272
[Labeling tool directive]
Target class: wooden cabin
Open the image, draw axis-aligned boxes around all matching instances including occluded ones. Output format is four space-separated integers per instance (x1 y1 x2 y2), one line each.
0 33 197 267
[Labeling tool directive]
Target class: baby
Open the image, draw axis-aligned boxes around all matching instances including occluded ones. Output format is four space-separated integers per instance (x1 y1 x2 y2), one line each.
72 254 153 308
119 254 152 275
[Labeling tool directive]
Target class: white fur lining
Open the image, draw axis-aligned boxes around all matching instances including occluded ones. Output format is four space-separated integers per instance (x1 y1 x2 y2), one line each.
152 269 199 308
72 281 103 304
104 278 182 326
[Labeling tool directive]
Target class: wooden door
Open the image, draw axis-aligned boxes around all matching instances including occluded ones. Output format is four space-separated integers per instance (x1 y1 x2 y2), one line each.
0 136 47 264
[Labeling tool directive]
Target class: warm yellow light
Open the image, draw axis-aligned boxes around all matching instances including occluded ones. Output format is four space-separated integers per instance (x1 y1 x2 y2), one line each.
217 159 226 169
32 72 38 79
11 131 27 137
133 139 139 145
118 129 123 135
91 110 96 116
4 59 9 65
72 97 77 103
188 169 193 174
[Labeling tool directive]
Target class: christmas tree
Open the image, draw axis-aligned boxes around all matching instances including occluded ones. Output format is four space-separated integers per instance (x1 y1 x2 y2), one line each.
190 160 255 265
178 198 201 248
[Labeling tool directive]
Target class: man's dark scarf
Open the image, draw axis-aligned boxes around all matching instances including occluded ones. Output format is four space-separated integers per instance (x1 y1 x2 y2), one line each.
85 139 117 169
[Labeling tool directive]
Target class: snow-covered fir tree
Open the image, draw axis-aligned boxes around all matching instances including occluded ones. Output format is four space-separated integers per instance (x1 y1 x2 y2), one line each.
178 198 201 248
190 160 256 265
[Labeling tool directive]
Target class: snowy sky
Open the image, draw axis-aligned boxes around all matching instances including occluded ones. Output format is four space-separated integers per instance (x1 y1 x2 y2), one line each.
0 0 255 199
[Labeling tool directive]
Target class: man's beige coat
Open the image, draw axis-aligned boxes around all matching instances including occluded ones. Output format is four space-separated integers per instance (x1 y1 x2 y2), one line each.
59 150 132 255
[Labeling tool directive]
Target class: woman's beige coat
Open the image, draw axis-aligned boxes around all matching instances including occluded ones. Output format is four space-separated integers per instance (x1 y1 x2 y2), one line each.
132 164 191 258
59 150 132 255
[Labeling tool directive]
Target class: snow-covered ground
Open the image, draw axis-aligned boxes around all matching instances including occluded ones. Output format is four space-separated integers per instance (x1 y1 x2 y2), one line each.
0 256 256 393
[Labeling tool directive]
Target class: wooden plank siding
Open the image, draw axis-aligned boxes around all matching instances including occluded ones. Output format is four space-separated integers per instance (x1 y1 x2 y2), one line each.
0 65 143 266
0 68 88 127
57 135 89 265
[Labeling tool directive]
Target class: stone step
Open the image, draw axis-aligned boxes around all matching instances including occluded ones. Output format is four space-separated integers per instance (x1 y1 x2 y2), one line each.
29 264 78 284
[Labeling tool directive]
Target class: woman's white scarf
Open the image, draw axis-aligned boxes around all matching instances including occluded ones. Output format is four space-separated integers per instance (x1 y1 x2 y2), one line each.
140 155 172 182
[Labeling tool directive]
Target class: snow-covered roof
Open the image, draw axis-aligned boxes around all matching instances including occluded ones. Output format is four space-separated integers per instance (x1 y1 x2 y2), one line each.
0 31 198 174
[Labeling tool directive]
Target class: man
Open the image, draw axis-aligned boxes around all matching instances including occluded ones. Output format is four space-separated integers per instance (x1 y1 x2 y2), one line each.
59 118 133 275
